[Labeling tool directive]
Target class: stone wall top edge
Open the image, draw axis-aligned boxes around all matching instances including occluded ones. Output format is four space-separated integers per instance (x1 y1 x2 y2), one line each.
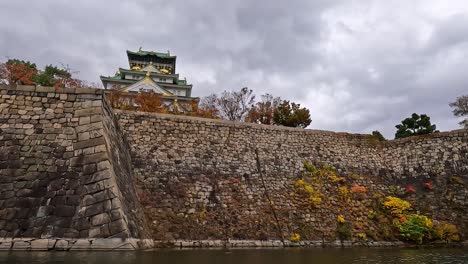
0 84 104 95
115 109 374 138
383 129 468 146
115 110 468 142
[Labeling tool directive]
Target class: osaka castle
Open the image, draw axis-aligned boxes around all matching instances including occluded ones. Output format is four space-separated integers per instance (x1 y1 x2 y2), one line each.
100 48 198 111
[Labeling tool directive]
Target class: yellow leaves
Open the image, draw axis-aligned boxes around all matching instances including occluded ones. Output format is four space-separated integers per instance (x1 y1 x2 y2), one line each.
423 216 433 229
328 174 345 184
295 178 322 206
435 223 460 242
338 186 350 201
337 215 346 224
309 196 322 205
383 196 411 217
295 179 305 187
356 233 367 240
290 233 301 242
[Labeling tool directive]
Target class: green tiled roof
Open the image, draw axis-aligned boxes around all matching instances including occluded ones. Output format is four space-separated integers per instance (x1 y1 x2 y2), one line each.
127 49 176 58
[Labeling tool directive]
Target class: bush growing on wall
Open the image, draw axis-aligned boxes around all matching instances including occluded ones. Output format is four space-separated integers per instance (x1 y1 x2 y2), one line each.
435 223 460 243
397 214 433 244
383 196 411 217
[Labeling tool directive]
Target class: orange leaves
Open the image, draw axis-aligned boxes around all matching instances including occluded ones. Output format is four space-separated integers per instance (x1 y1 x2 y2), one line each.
0 62 37 85
350 183 367 193
188 100 219 118
107 90 127 109
135 91 168 113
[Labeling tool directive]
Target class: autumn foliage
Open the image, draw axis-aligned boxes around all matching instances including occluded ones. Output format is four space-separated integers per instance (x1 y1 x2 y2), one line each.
188 101 219 118
106 90 135 110
246 94 281 125
0 60 37 85
0 59 97 89
135 91 168 113
350 183 367 193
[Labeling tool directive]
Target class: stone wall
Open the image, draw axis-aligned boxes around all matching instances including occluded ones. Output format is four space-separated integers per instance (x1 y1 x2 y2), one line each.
0 85 149 249
116 111 468 242
0 84 466 248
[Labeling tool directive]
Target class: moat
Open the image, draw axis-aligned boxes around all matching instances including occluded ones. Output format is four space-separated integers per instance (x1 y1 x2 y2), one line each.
1 248 466 264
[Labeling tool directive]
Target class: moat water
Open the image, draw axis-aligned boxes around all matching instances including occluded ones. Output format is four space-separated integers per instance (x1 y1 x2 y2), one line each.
0 248 466 264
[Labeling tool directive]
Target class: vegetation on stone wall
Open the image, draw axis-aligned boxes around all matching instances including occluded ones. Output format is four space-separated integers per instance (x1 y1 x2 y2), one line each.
380 196 460 244
383 196 411 217
290 160 464 245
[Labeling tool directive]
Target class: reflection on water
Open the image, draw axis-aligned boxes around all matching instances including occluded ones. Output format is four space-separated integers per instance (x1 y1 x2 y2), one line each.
0 248 466 264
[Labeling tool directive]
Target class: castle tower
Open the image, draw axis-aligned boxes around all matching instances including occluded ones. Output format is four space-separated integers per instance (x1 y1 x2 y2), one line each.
100 48 198 112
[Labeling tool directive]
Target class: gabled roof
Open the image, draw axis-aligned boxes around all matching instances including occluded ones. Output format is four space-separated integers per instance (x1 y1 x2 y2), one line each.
120 75 173 95
118 68 179 78
140 64 160 73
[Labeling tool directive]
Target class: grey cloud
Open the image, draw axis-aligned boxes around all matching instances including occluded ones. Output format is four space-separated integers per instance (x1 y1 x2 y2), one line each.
0 0 467 138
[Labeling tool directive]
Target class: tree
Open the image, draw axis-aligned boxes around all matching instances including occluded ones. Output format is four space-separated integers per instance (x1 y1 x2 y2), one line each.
198 94 219 117
0 58 99 89
209 87 255 121
107 90 134 110
246 94 282 125
273 100 311 128
0 59 37 85
135 91 167 113
34 64 71 87
449 95 468 128
395 113 438 139
188 100 219 119
371 130 386 141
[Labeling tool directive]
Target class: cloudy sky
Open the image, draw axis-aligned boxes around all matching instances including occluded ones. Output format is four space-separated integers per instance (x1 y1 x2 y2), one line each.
1 0 467 137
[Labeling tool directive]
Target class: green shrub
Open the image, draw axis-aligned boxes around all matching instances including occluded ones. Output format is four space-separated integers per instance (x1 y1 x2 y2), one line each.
397 214 433 244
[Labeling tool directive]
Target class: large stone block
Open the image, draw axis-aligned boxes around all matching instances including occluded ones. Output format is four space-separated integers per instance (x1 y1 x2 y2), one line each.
91 213 111 226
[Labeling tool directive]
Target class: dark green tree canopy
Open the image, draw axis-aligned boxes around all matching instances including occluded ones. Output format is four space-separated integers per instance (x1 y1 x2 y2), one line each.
6 59 37 70
33 64 71 87
273 100 311 128
395 113 438 139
